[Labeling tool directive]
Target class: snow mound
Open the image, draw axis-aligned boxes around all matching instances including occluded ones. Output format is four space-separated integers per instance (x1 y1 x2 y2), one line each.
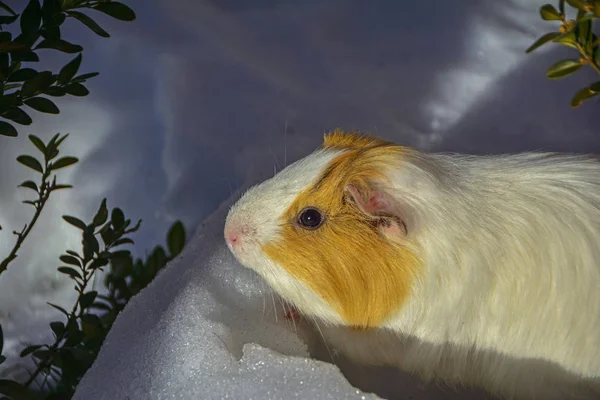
73 198 379 399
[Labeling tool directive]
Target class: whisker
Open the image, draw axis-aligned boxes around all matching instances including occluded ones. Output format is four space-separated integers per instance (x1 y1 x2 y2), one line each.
261 279 266 324
284 119 288 167
227 179 233 198
268 145 281 174
279 296 288 323
288 302 297 334
271 290 278 323
313 319 334 363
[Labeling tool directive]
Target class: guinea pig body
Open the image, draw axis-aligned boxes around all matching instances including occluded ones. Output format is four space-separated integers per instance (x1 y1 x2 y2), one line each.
224 130 600 400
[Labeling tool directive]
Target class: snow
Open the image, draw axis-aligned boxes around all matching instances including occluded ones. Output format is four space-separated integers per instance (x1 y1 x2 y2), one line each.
73 199 370 399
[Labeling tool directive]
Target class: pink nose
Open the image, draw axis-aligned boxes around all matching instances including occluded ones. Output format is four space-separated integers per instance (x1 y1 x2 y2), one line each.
227 231 239 245
224 223 243 249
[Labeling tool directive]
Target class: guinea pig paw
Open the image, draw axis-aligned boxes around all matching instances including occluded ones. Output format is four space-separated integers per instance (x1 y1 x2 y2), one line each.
284 306 301 321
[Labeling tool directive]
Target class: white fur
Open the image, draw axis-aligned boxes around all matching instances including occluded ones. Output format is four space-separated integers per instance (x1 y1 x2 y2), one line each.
227 147 600 400
225 147 346 324
324 151 600 399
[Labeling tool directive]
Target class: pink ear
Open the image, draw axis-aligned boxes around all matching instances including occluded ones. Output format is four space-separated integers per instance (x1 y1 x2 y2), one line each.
345 184 392 216
344 184 408 237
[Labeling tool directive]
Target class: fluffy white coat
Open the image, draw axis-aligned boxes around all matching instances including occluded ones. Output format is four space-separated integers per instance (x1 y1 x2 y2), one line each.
226 147 600 400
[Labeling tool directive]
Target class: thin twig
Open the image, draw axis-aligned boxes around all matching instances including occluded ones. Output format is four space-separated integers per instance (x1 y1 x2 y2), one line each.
0 167 53 276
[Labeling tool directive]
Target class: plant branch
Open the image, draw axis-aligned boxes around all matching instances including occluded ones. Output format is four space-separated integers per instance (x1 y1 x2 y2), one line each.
0 170 52 276
23 258 92 388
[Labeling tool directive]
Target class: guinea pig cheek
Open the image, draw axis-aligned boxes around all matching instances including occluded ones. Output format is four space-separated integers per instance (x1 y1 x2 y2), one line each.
261 209 420 329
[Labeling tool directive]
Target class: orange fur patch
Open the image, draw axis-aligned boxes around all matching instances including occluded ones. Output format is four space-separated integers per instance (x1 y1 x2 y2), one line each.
263 131 421 328
323 129 394 150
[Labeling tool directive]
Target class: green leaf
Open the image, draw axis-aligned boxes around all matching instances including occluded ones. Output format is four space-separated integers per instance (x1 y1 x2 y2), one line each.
19 180 38 192
20 0 42 35
53 132 68 147
44 86 66 97
80 291 98 308
93 198 108 226
65 82 89 96
47 302 69 316
59 254 80 266
83 225 99 260
52 183 72 190
71 71 99 83
21 70 54 97
0 42 27 53
540 4 562 20
526 32 561 53
24 96 59 114
0 1 17 15
594 2 600 18
574 18 592 51
49 321 64 337
167 221 186 258
111 237 134 247
92 2 136 21
16 155 43 173
100 226 116 246
89 257 108 269
40 24 60 41
2 83 21 91
67 10 110 37
565 0 587 10
47 147 58 160
6 68 37 82
552 31 578 49
31 349 52 363
0 14 18 25
0 355 4 364
0 379 36 400
2 108 32 125
590 82 600 93
28 134 45 154
0 324 3 354
126 219 142 234
64 319 83 346
91 301 112 312
111 207 125 230
0 30 12 42
22 200 37 207
11 51 40 63
50 156 78 170
19 344 42 357
63 215 86 230
0 121 17 137
0 93 18 108
81 314 102 326
35 38 82 53
546 59 582 79
570 86 598 107
58 53 81 85
57 266 81 279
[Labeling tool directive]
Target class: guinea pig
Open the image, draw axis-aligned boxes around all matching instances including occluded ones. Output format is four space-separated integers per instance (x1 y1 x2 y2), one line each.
224 129 600 400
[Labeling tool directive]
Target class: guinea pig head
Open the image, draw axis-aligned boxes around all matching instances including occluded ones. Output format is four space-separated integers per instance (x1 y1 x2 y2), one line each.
224 131 421 328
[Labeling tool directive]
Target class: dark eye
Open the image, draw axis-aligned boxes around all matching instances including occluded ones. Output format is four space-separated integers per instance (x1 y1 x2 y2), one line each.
297 207 324 229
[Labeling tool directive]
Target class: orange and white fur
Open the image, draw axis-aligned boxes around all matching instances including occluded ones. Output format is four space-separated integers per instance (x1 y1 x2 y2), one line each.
224 130 600 400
